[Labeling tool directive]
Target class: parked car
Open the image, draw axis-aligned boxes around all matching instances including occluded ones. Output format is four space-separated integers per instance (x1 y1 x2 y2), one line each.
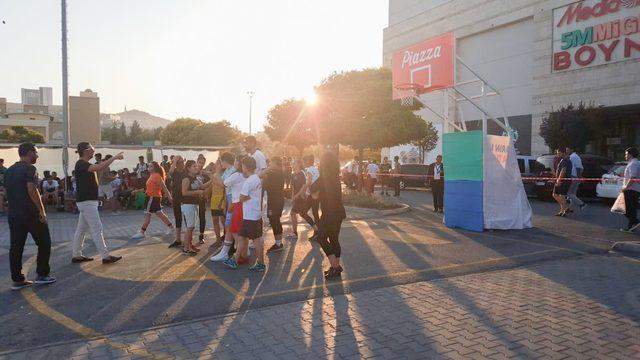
596 162 626 203
399 164 429 189
516 155 540 198
533 154 614 200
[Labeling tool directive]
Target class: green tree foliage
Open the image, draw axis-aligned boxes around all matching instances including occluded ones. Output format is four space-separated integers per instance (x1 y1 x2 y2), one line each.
160 118 242 146
128 120 143 144
102 122 164 145
411 121 439 163
264 99 317 156
539 103 605 152
0 126 45 143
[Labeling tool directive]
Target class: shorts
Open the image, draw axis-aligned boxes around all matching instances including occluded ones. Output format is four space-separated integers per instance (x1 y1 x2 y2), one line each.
553 181 570 196
211 209 225 217
267 197 284 218
145 197 162 214
181 203 198 229
45 188 56 193
98 185 114 199
240 219 263 240
229 202 243 234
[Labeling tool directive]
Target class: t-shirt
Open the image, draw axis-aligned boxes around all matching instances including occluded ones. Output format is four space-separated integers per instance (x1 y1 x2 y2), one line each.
75 159 99 202
251 149 268 175
556 158 572 181
240 173 262 220
224 172 245 203
110 178 123 190
135 162 148 177
146 173 164 198
170 169 185 202
624 158 640 193
42 180 59 192
210 176 226 210
569 152 583 177
0 165 7 187
263 168 284 203
4 161 39 220
305 165 320 195
367 163 380 179
379 163 391 174
181 175 202 205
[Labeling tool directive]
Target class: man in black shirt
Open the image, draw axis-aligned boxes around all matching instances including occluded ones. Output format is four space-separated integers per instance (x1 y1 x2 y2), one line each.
264 156 285 253
71 142 124 264
5 143 56 290
428 155 445 213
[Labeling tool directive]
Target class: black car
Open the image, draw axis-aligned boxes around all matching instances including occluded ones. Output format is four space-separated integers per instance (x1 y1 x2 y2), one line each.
399 164 429 189
533 154 614 200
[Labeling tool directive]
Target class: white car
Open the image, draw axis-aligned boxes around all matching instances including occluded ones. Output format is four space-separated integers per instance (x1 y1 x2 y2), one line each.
596 162 626 200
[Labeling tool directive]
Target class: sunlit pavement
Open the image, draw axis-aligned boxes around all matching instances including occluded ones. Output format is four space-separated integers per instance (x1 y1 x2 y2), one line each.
0 190 639 359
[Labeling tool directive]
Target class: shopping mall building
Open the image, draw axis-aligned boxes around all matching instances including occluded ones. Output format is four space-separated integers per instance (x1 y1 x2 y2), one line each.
383 0 640 162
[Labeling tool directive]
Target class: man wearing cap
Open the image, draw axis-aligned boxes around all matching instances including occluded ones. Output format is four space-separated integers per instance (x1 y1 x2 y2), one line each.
71 142 124 264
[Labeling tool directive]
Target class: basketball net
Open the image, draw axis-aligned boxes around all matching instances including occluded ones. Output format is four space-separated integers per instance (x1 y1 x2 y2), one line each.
395 83 423 107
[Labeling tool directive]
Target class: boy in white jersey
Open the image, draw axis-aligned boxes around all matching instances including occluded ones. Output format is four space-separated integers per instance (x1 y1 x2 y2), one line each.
235 157 265 271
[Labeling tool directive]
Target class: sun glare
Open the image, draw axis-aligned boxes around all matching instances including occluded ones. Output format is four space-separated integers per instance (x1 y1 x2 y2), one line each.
304 92 318 105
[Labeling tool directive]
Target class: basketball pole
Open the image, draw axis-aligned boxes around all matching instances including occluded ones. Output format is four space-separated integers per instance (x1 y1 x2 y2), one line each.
61 0 70 184
247 91 255 135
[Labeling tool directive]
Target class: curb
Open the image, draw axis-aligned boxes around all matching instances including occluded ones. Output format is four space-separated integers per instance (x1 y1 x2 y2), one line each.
345 203 411 220
610 241 640 257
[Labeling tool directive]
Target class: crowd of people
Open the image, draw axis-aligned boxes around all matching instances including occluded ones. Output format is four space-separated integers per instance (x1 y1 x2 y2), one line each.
3 136 348 290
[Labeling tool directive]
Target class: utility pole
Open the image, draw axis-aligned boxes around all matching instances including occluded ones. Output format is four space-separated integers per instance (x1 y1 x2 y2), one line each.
247 91 254 135
61 0 70 181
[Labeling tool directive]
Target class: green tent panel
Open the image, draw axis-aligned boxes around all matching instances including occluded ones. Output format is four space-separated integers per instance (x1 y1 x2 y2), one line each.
442 131 483 181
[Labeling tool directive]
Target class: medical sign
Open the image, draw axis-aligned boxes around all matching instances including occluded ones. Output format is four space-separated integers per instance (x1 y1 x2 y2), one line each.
552 0 640 72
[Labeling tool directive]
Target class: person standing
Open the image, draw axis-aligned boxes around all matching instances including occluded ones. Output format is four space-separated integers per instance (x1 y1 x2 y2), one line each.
209 160 226 244
130 162 174 239
71 142 123 264
566 147 586 212
365 160 379 195
303 155 321 225
239 157 266 271
263 157 285 253
552 148 572 217
316 151 347 280
621 147 640 233
180 160 206 255
392 156 402 197
196 156 211 244
289 159 319 240
5 143 56 290
283 156 292 192
428 155 445 212
379 157 392 196
0 158 7 216
244 136 268 175
98 154 118 215
210 152 238 261
134 156 148 178
168 156 185 248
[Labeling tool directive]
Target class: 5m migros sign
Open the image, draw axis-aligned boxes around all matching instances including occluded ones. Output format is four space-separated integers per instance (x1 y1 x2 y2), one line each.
552 0 640 72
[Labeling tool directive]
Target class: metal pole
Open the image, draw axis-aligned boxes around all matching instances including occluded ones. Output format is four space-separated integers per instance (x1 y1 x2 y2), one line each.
247 91 254 135
61 0 70 183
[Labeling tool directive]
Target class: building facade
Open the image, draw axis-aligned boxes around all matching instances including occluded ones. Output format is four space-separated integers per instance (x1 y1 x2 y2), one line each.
383 0 640 161
20 87 53 106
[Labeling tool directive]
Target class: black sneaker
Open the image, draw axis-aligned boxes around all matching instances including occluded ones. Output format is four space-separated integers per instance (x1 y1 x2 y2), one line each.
102 255 123 264
198 234 205 244
266 244 284 253
71 256 94 263
168 240 182 249
34 276 56 285
11 280 33 291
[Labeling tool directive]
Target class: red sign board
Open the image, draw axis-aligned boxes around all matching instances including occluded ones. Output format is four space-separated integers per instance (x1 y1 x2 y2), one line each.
392 32 455 99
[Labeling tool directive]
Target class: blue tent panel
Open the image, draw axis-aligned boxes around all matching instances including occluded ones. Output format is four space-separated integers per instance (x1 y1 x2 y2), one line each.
444 180 483 232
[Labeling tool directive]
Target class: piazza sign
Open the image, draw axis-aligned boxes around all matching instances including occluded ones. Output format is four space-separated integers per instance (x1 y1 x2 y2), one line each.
552 0 640 72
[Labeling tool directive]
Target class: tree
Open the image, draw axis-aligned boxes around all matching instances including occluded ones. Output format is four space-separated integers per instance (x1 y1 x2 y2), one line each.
0 126 45 143
411 121 439 163
128 120 143 145
160 118 242 146
539 102 605 152
264 99 317 156
314 68 429 156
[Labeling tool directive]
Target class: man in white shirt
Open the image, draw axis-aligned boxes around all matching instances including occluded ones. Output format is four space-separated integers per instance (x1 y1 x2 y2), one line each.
566 147 586 211
366 160 379 194
244 136 267 176
622 147 640 232
41 176 60 207
237 157 266 271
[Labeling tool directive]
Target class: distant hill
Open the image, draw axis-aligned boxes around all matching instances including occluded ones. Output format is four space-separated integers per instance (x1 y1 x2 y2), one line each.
101 109 172 129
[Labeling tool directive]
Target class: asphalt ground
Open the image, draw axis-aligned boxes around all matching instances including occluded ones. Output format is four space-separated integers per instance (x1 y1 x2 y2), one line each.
0 189 637 353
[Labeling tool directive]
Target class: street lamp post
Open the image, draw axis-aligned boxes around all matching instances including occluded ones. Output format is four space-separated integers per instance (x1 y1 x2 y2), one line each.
61 0 70 182
247 91 254 135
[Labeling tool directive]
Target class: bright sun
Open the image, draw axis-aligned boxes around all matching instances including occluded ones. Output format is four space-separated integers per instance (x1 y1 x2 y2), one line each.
304 92 318 105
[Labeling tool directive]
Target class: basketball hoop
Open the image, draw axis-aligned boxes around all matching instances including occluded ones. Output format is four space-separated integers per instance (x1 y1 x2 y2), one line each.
394 83 423 106
394 83 447 106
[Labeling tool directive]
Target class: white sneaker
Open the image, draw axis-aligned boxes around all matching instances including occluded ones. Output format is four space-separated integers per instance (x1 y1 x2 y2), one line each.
131 230 145 240
210 247 229 262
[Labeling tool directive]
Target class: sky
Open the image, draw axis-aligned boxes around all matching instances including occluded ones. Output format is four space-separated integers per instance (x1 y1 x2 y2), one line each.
0 0 388 133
